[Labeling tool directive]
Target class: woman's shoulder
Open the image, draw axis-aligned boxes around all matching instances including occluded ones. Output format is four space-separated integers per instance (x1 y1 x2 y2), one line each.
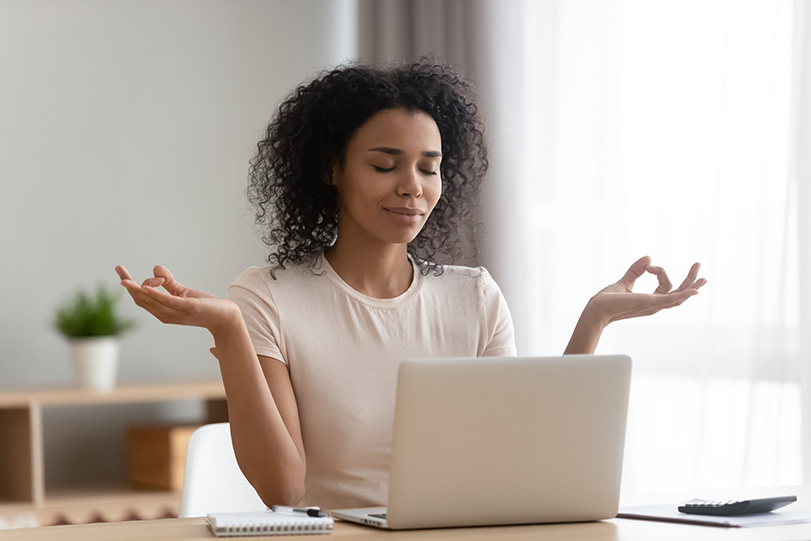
424 263 495 282
231 265 272 288
419 264 509 329
230 257 323 291
421 264 501 296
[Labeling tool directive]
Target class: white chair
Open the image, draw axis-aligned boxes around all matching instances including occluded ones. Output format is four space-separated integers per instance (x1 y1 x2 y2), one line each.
179 422 267 517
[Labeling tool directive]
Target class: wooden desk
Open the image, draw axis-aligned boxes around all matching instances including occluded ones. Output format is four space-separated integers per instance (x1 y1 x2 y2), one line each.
3 485 810 540
2 514 811 541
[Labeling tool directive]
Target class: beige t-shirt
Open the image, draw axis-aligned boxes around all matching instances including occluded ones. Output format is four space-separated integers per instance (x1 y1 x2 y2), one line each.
226 253 516 509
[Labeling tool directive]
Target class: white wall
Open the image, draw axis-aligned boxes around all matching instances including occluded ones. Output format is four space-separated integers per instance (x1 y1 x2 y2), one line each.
0 0 355 387
0 0 356 487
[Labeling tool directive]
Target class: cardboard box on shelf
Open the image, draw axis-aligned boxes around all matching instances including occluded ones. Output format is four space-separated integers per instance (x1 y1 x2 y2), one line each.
126 425 199 492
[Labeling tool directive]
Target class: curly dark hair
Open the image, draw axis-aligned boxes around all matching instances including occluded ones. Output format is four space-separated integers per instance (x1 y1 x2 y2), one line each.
247 59 488 276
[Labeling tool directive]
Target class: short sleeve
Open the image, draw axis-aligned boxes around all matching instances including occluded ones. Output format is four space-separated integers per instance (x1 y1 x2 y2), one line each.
479 268 518 357
222 267 287 363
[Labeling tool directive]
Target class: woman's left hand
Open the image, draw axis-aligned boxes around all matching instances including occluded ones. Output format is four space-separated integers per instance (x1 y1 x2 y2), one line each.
564 256 706 354
589 256 707 325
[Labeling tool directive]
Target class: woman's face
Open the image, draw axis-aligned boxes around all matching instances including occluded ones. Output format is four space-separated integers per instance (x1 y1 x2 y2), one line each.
331 108 442 248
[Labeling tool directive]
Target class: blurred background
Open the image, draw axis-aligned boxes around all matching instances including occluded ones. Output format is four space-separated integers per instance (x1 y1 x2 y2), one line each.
1 0 809 498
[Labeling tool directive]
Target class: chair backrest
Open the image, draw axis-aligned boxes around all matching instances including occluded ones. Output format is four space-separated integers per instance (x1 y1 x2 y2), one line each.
179 422 267 517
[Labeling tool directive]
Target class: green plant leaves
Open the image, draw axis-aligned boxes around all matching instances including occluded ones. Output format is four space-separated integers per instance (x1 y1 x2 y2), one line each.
54 285 136 338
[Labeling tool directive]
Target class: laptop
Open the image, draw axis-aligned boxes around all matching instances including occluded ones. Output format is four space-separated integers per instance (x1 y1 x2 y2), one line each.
331 354 631 530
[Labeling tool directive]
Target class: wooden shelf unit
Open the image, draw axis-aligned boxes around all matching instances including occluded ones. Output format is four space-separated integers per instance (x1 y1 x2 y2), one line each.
0 381 226 528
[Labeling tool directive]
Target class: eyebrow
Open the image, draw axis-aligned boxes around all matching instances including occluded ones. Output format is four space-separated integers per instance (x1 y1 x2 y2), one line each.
367 146 442 158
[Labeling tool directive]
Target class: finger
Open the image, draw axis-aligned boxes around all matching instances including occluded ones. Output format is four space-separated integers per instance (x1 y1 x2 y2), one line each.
671 288 698 302
141 284 191 311
669 289 698 310
153 265 186 296
117 266 164 296
645 265 673 294
119 283 165 314
681 278 707 291
119 278 141 292
675 262 701 292
119 278 146 302
118 281 182 323
129 286 192 323
141 277 166 288
646 289 698 314
600 288 699 323
618 256 652 290
129 288 165 312
115 265 135 282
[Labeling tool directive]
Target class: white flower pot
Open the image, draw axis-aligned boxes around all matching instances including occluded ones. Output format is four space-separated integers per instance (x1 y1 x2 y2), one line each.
70 337 120 391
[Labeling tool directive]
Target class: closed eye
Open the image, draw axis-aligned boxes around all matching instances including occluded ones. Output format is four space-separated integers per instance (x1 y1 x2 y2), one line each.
420 169 438 176
373 165 395 173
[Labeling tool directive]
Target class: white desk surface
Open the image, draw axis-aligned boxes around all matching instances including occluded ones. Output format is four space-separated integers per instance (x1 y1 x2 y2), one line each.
3 485 810 541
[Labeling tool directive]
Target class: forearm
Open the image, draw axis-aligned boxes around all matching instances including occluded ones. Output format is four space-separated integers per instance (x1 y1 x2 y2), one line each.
210 313 306 505
564 299 608 355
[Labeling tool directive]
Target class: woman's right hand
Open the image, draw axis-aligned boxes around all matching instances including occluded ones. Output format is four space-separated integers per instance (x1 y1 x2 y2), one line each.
115 265 241 334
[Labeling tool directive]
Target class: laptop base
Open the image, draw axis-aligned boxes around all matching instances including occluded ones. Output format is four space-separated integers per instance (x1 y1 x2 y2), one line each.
331 507 389 529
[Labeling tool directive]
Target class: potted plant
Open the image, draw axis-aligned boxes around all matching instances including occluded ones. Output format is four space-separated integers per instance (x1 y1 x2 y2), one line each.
54 285 136 391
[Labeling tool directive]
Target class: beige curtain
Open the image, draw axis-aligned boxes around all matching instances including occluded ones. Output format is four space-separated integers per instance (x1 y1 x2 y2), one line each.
357 0 471 65
356 2 533 345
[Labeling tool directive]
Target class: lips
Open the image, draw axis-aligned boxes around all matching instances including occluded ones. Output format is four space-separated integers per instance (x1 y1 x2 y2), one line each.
385 207 424 216
384 207 425 225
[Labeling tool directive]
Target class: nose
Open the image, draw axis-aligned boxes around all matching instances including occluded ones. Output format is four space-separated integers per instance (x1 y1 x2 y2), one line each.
396 168 423 198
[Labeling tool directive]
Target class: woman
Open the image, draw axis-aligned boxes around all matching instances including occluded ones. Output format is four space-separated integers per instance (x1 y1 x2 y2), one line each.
115 60 705 509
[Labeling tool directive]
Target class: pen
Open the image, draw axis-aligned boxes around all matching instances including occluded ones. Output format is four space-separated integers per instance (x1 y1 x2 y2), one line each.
270 505 328 517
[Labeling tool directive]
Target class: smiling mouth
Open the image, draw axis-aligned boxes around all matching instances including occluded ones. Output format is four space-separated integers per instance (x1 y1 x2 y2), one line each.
385 207 424 216
384 207 425 224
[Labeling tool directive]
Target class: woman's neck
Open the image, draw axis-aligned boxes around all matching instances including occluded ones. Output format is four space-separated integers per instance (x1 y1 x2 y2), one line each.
325 240 413 299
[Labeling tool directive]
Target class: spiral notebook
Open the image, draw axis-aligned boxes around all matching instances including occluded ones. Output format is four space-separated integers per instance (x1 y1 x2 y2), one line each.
206 510 333 537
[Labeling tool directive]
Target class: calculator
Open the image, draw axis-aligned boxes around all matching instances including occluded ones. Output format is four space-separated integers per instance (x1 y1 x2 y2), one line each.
678 496 797 516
